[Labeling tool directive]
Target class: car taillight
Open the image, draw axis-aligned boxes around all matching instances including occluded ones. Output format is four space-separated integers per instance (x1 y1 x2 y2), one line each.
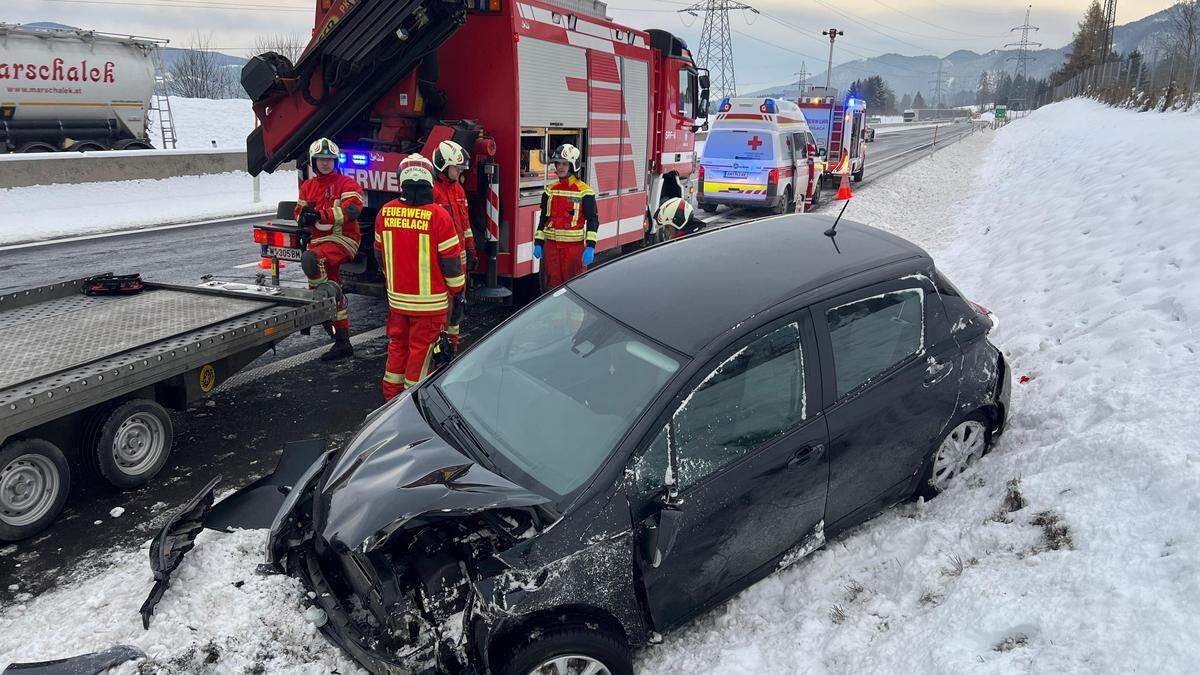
969 300 991 315
969 300 998 332
768 168 779 185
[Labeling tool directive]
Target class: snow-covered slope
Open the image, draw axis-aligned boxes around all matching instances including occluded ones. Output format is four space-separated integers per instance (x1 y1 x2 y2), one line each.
148 98 258 151
3 100 1198 672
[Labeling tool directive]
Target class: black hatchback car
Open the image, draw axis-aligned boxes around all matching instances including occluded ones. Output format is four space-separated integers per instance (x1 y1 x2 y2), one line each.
262 215 1011 674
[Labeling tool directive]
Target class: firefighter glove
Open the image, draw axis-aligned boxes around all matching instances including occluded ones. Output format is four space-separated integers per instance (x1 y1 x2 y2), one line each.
582 246 595 265
433 331 455 368
533 244 543 259
466 250 478 273
298 206 320 228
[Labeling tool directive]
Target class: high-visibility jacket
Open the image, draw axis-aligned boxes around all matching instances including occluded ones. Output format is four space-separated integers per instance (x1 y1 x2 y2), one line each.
433 174 476 263
374 199 465 315
296 172 365 257
535 176 599 246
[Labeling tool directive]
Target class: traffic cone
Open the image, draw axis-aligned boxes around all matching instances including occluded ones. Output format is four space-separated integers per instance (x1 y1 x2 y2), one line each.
258 257 285 270
835 173 853 200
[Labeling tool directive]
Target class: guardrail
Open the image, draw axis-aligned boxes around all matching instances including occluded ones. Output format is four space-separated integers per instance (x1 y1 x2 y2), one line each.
0 149 294 189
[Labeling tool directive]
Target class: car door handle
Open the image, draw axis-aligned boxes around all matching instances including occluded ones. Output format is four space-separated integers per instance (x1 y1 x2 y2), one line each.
788 444 825 468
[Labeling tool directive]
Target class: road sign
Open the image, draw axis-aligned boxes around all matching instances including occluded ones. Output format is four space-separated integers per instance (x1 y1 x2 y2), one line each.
995 106 1008 119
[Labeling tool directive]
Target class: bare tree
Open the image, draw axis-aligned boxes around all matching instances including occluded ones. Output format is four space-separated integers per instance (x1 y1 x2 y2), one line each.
168 32 240 99
251 32 309 65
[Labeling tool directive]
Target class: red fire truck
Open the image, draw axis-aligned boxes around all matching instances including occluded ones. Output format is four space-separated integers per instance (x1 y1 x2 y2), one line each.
244 0 709 299
796 86 874 184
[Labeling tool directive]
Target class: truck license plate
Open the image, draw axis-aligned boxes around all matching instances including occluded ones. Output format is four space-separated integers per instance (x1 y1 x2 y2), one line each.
266 246 303 261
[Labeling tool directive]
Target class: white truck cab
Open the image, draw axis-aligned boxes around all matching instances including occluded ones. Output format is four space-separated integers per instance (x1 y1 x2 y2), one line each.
697 97 826 215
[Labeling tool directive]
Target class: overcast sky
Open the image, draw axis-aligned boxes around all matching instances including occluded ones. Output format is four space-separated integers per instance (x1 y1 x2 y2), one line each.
5 0 1179 91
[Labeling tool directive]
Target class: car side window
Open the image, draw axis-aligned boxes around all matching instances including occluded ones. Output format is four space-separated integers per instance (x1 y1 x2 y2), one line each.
633 322 806 493
826 288 925 397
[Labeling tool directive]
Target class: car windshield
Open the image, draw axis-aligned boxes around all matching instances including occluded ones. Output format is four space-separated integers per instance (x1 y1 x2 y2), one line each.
437 289 682 499
703 129 776 161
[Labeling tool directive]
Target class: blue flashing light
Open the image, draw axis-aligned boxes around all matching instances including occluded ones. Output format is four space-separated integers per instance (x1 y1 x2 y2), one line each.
719 97 732 112
337 152 348 165
350 152 369 167
760 98 777 114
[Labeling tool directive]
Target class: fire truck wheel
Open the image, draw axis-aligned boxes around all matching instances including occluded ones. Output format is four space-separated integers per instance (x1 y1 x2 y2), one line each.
0 439 71 543
700 203 718 214
276 201 299 221
84 399 174 490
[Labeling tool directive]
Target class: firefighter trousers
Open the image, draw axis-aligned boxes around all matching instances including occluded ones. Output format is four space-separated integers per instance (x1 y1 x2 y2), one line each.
383 311 442 401
306 241 353 336
543 240 586 290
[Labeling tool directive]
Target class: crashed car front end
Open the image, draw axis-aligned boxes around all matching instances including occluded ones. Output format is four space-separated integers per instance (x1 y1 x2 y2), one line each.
265 393 558 674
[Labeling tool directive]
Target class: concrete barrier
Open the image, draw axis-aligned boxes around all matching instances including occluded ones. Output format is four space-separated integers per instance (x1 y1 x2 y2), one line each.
0 149 296 189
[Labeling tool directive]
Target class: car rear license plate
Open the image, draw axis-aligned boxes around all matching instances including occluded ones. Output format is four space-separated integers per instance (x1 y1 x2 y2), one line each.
266 246 303 261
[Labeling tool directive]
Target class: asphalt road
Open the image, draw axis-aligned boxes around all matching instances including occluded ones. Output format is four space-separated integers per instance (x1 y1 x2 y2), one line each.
0 122 978 608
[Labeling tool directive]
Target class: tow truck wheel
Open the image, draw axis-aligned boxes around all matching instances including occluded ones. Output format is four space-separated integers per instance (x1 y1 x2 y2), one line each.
84 399 174 490
498 624 632 675
0 439 71 542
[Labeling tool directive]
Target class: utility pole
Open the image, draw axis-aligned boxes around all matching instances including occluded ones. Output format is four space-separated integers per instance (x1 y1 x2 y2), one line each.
794 62 809 96
1100 0 1118 64
929 60 947 107
1006 5 1041 112
680 0 759 99
822 27 844 90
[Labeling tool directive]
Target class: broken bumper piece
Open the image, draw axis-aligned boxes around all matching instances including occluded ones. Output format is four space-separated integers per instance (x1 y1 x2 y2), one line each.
139 475 222 629
1 645 145 674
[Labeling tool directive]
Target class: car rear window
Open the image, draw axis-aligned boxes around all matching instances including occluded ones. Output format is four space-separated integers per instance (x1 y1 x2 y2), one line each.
827 289 925 397
703 130 776 161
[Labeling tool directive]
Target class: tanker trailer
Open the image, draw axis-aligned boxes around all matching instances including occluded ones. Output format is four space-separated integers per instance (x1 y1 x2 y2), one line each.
0 23 160 152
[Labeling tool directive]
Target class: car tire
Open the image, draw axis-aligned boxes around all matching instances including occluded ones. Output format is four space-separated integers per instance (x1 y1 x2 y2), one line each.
83 399 174 490
497 624 632 675
916 411 992 500
0 439 71 542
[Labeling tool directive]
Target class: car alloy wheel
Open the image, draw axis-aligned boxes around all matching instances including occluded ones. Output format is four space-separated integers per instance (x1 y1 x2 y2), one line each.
928 419 987 491
528 655 612 675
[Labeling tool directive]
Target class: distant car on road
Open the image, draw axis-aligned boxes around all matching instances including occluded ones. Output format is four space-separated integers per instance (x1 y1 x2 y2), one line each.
224 215 1011 674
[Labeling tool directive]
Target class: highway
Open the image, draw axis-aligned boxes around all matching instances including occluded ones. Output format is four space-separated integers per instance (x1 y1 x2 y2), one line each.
0 120 979 607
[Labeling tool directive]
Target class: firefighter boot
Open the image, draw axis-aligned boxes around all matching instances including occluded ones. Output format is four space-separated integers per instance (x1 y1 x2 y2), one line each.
321 331 354 361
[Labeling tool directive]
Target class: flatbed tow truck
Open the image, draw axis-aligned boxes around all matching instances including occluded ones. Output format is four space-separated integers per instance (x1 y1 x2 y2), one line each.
0 276 335 542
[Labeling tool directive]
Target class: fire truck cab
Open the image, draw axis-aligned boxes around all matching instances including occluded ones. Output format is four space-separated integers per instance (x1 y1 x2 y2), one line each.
243 0 708 300
797 86 873 184
696 97 825 215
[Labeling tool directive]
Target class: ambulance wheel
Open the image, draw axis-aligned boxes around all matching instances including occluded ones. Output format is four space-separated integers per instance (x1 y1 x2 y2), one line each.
83 399 174 490
276 201 298 221
811 179 823 209
700 203 718 214
772 187 792 215
0 439 71 542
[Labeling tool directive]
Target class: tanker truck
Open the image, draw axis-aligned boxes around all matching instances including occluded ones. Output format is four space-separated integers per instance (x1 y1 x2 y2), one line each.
0 23 161 152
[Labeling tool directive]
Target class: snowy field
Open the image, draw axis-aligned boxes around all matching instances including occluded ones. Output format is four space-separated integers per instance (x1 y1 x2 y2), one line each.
0 171 297 246
3 99 1199 672
147 97 258 151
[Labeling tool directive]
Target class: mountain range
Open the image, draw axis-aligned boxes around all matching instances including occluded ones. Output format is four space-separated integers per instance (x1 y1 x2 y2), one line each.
746 6 1178 99
19 22 248 70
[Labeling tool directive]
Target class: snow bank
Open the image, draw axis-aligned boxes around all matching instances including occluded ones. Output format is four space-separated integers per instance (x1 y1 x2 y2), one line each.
0 171 297 245
640 98 1200 672
148 97 258 151
0 530 362 673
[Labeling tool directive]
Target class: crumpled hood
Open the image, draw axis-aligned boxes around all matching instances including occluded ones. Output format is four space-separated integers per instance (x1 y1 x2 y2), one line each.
313 393 550 553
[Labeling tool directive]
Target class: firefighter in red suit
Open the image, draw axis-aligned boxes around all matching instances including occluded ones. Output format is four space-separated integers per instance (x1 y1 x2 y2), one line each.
655 197 706 240
431 140 476 351
295 138 365 361
533 144 598 289
374 154 465 401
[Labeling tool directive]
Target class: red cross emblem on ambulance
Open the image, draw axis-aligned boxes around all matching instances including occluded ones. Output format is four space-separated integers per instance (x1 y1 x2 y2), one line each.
747 135 763 151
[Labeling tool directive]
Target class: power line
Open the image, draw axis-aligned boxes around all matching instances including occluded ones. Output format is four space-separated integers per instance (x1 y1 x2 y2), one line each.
865 0 1011 38
679 0 760 98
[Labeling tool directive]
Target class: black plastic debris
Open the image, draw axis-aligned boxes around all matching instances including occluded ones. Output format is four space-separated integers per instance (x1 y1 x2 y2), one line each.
139 475 221 629
2 644 145 674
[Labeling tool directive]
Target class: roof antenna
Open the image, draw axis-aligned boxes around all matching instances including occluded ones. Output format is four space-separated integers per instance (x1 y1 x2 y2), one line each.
824 200 849 238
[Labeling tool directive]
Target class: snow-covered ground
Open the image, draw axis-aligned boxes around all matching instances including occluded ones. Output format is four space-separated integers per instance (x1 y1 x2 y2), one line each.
148 97 258 151
0 171 297 246
4 99 1199 672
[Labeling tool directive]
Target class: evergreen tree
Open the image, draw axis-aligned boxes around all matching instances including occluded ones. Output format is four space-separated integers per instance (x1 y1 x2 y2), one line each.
899 92 913 111
1052 1 1109 85
912 91 927 109
976 71 992 109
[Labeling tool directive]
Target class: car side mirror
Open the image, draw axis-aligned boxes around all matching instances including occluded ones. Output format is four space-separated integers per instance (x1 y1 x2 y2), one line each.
640 503 684 568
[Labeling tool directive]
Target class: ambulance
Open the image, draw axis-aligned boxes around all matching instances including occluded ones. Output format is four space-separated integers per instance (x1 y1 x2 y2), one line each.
697 97 825 215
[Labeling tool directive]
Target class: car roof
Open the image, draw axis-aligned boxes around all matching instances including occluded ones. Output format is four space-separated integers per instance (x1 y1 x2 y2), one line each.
569 215 930 356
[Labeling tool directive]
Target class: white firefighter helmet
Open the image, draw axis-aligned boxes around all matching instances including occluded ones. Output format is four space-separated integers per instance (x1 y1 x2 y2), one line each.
432 140 469 173
397 153 435 187
308 137 340 162
550 143 582 173
656 197 694 231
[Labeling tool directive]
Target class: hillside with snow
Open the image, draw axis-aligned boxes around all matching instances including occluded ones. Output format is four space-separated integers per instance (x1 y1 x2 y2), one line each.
148 97 258 151
3 100 1198 672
